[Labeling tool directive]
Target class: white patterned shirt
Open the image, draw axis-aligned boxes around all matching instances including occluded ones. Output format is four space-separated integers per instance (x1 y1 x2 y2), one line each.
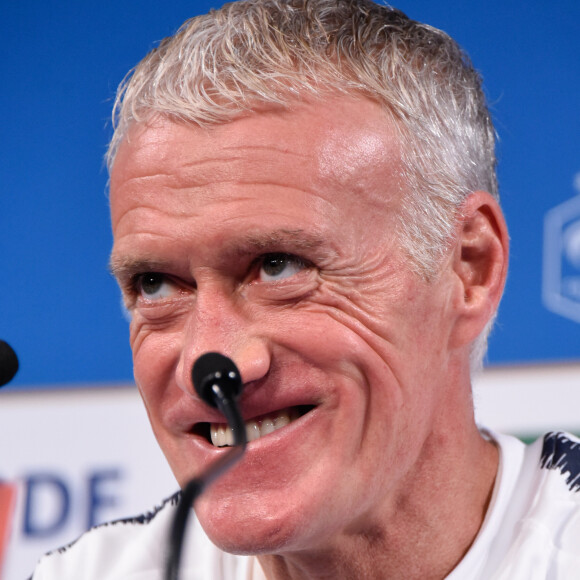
30 431 580 579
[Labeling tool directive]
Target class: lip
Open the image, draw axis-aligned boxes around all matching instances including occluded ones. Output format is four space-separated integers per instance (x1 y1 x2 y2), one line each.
158 378 337 491
202 403 321 459
238 403 319 451
165 388 321 445
163 402 322 486
158 371 334 482
166 403 324 503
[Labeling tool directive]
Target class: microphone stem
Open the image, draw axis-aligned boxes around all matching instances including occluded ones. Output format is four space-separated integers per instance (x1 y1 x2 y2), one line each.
164 383 247 580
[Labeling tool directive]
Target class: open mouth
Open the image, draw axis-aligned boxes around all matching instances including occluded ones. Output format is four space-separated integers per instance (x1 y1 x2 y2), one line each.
193 405 315 447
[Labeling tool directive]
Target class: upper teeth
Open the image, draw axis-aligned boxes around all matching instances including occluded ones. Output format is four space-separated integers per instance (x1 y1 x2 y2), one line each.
210 410 293 447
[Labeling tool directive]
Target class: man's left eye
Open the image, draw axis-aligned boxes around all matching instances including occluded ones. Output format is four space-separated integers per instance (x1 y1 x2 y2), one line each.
258 253 306 281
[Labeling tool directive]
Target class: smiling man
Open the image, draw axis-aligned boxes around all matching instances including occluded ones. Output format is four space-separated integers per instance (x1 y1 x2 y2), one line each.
31 1 580 579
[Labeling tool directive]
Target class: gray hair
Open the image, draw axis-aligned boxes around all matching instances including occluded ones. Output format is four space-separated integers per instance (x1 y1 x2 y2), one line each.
107 0 500 371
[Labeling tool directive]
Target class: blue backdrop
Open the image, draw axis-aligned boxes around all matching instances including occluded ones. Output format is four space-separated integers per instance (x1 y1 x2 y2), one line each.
2 0 579 389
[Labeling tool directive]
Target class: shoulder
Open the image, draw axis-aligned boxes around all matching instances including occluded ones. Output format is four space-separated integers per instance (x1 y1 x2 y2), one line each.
501 432 580 576
31 493 181 580
31 491 253 580
470 432 580 579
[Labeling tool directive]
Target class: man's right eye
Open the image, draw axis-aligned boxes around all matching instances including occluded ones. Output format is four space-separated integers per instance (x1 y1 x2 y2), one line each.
135 273 178 301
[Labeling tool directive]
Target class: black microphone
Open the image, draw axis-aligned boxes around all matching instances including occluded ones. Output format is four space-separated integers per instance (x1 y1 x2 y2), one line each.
192 352 246 446
165 352 247 580
0 340 19 387
192 352 244 409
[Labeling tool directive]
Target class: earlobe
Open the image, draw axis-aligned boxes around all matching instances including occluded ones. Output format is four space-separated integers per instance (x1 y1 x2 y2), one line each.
451 191 509 343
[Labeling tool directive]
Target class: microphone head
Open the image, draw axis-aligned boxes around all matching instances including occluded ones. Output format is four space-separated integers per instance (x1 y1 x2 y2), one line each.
0 340 19 388
192 352 243 408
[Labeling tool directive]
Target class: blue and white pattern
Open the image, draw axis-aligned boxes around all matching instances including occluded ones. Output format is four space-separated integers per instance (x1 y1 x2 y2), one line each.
540 431 580 492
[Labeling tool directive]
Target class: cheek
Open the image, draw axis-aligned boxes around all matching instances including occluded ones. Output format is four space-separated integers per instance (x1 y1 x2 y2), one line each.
272 307 406 431
289 283 446 430
130 323 182 406
131 332 188 475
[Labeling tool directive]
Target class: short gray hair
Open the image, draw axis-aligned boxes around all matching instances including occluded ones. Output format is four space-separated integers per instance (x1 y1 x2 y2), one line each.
108 0 500 370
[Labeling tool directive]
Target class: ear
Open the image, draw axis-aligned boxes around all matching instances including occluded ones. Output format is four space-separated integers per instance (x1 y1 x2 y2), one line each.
450 190 509 348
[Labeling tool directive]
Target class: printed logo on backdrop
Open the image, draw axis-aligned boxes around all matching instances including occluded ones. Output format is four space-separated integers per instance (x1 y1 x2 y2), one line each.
543 172 580 323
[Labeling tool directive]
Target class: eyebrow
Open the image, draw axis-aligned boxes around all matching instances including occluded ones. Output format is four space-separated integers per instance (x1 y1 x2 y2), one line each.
109 228 335 282
228 229 330 256
108 257 170 283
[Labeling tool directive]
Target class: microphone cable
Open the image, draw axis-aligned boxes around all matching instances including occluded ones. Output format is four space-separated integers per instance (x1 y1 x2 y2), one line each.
164 352 247 580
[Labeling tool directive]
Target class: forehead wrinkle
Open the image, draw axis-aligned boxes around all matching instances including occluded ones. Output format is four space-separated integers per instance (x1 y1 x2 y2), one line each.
175 148 313 189
178 142 311 167
216 143 311 159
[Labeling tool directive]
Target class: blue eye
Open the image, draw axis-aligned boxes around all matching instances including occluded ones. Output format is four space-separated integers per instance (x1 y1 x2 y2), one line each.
137 273 177 300
259 254 306 281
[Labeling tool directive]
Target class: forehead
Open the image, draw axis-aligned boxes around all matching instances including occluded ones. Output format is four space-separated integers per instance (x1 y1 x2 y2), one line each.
112 96 401 186
109 97 406 258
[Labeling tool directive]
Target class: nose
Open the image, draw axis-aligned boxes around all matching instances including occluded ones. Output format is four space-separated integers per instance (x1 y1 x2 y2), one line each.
175 290 270 398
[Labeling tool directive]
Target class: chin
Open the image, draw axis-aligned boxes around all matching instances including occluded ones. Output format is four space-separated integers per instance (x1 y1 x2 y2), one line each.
195 491 315 556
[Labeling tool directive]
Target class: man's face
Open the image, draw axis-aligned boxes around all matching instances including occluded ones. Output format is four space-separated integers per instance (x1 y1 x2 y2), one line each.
110 97 461 554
